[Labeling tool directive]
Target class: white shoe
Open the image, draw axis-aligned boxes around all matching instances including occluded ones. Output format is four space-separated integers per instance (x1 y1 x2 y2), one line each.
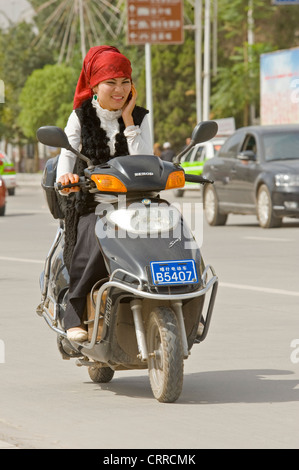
67 327 88 342
197 322 204 336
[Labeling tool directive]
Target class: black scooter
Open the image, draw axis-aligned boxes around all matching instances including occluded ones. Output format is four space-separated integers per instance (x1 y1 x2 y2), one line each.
36 121 218 403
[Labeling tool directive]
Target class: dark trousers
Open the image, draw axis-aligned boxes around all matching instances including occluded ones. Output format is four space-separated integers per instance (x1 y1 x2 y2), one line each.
64 212 107 330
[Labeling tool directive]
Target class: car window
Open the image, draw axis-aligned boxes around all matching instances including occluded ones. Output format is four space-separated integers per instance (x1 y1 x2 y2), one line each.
193 146 205 162
182 148 194 163
263 132 299 161
218 133 242 159
242 134 257 154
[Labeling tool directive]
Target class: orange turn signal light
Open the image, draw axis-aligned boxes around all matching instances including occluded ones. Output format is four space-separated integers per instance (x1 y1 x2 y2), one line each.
91 174 127 193
165 171 185 190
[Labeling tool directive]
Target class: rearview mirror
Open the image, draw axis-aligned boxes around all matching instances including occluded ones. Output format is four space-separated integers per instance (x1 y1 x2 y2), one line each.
191 121 218 145
174 120 218 163
36 126 93 167
237 150 256 161
36 126 71 150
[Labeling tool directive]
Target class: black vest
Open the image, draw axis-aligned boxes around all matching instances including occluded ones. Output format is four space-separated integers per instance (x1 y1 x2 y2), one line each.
75 98 149 170
63 99 149 269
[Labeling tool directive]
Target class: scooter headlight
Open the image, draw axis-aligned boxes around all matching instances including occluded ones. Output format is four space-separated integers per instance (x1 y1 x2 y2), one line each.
107 205 180 235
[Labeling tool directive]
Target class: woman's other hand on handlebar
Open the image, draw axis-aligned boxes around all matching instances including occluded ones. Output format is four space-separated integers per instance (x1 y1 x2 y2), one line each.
57 173 80 193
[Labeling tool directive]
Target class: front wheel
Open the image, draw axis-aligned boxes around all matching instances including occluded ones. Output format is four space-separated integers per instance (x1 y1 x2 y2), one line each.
147 307 184 403
203 184 227 226
256 184 282 228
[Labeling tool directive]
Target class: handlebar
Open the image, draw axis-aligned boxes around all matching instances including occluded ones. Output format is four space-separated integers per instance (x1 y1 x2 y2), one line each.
54 176 89 191
53 168 213 193
184 174 214 184
54 182 81 191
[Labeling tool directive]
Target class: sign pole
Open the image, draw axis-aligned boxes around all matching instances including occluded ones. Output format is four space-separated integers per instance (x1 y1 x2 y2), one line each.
127 0 184 147
145 43 154 148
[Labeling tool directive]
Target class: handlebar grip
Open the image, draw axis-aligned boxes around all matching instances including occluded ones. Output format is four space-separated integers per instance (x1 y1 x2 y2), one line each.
54 182 74 190
184 174 214 184
54 181 81 191
54 176 86 191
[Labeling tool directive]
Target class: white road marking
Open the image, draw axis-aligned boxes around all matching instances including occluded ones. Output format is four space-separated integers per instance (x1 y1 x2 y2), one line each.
244 236 294 242
220 282 299 297
0 256 44 264
1 256 298 297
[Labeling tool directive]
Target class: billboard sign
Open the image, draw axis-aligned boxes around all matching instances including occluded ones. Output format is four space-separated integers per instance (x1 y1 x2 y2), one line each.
260 47 299 125
272 0 299 4
127 0 184 45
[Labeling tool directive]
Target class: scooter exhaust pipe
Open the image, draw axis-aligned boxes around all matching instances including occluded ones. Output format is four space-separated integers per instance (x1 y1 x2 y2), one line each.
130 299 148 362
171 301 189 359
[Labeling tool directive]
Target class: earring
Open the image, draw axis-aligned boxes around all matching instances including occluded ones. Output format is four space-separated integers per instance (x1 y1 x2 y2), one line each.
93 94 98 101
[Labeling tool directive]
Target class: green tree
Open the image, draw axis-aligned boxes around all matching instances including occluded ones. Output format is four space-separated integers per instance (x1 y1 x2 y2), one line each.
3 0 299 169
137 34 196 151
0 21 54 168
213 0 299 127
18 63 77 170
211 42 273 126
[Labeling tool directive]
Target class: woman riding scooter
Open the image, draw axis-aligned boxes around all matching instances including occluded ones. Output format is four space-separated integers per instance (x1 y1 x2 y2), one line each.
56 45 153 342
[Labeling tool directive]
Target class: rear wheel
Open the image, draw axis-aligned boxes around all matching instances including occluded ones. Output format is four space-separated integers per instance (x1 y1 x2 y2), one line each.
88 365 115 383
256 184 282 228
204 184 227 226
0 204 5 216
147 307 184 403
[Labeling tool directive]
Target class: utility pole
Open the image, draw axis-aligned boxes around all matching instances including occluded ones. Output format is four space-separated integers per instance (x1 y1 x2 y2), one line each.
248 0 255 124
195 0 203 123
212 0 218 77
203 0 211 121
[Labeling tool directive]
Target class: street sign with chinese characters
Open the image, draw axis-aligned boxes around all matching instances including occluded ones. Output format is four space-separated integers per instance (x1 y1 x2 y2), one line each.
127 0 184 45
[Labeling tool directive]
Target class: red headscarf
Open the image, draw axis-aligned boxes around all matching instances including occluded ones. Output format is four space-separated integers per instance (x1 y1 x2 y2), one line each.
73 45 132 109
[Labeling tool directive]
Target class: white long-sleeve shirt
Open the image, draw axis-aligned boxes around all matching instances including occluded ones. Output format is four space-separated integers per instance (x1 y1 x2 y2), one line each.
56 99 153 181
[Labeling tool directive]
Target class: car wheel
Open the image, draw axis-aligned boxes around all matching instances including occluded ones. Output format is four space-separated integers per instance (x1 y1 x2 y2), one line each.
0 204 5 216
204 184 227 226
256 184 282 228
8 188 15 196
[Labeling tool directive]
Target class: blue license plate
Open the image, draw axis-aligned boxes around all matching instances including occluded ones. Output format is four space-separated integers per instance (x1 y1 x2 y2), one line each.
150 260 198 286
